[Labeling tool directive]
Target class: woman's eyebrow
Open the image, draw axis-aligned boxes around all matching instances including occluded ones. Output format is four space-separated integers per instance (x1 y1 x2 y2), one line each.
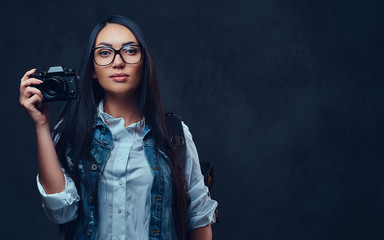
122 41 137 46
97 41 137 47
97 42 112 47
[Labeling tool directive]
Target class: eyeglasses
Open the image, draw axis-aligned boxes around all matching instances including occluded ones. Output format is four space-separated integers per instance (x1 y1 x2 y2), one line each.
92 44 143 66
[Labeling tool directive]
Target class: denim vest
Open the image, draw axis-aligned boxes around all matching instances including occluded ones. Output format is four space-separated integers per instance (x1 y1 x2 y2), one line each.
75 117 178 239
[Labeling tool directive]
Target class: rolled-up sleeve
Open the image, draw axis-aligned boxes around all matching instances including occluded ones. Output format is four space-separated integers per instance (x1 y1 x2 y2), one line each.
182 123 218 231
36 173 80 224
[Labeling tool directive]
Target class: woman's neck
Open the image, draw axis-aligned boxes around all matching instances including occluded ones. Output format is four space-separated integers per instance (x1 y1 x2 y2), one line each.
103 93 141 127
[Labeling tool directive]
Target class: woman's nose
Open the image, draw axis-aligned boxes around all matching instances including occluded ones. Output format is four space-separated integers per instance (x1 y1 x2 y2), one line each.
112 53 125 68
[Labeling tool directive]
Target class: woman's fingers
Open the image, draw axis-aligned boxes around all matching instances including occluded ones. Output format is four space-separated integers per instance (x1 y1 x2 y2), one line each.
24 86 44 101
35 94 43 110
19 69 50 128
24 94 43 112
20 78 43 92
19 71 44 112
21 68 36 82
20 78 43 103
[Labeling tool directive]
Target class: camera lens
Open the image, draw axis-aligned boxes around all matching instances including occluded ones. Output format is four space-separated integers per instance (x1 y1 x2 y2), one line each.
44 78 61 96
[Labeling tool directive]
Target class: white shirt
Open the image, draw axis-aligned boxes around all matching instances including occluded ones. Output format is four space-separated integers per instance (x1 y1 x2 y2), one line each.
37 101 218 239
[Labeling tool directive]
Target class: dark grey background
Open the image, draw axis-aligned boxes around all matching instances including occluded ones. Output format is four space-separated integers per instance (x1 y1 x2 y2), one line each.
1 0 383 239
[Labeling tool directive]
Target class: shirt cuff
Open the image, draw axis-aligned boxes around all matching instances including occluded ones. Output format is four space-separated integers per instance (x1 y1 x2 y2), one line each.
36 174 80 211
187 186 218 230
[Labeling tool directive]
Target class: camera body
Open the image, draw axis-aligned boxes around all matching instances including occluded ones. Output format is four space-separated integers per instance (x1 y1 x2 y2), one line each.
31 66 79 102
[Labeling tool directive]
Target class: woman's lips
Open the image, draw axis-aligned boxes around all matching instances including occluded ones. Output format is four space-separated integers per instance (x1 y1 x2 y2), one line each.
110 73 129 82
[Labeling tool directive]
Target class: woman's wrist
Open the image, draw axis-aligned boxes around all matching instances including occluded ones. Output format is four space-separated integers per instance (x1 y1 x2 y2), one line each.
35 123 51 135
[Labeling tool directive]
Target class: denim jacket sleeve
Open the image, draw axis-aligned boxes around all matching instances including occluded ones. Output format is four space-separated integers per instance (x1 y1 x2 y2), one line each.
182 122 218 231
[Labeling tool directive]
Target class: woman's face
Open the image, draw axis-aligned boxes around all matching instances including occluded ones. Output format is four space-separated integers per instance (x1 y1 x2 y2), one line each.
92 23 144 98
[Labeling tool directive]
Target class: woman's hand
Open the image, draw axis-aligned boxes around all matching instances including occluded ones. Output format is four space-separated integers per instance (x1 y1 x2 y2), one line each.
19 69 50 129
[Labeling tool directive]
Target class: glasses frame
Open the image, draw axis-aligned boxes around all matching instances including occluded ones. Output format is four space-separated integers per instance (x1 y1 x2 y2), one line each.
92 44 144 66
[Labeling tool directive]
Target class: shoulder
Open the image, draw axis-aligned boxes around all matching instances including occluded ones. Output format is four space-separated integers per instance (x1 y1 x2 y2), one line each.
181 121 200 174
181 121 198 152
181 121 193 140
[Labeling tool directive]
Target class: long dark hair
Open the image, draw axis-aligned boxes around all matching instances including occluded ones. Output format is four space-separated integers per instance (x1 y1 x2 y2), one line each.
54 15 189 239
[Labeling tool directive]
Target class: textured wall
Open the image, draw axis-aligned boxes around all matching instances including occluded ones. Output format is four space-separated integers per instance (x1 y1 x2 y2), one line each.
1 0 383 239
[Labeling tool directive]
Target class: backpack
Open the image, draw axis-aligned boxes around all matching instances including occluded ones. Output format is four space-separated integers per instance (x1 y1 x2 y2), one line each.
164 113 220 222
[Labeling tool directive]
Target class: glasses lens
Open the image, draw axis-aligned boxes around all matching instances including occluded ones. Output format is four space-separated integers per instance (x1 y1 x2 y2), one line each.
120 45 142 64
93 47 115 66
93 45 142 66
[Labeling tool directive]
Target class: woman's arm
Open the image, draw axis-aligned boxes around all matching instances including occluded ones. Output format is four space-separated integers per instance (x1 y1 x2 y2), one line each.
20 69 78 224
182 122 218 237
187 224 212 240
36 124 65 193
20 69 65 194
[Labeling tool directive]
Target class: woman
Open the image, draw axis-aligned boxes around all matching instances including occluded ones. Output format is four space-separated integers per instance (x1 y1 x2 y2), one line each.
19 15 217 240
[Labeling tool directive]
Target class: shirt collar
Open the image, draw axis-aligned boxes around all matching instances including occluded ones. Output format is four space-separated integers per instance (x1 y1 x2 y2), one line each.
96 99 146 129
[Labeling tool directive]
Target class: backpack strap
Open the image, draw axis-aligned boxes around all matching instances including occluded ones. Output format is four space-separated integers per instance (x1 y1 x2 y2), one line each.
164 113 187 166
164 113 214 190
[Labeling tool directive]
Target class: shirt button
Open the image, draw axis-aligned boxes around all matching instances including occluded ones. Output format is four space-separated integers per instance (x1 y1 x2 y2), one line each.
118 208 122 213
86 229 92 237
91 164 98 171
119 181 122 186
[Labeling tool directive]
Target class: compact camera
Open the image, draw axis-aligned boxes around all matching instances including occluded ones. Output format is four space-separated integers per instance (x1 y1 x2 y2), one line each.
31 66 79 102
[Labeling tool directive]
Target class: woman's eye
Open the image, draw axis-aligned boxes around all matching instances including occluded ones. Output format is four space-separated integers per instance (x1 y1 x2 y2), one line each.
98 49 112 57
122 47 138 55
